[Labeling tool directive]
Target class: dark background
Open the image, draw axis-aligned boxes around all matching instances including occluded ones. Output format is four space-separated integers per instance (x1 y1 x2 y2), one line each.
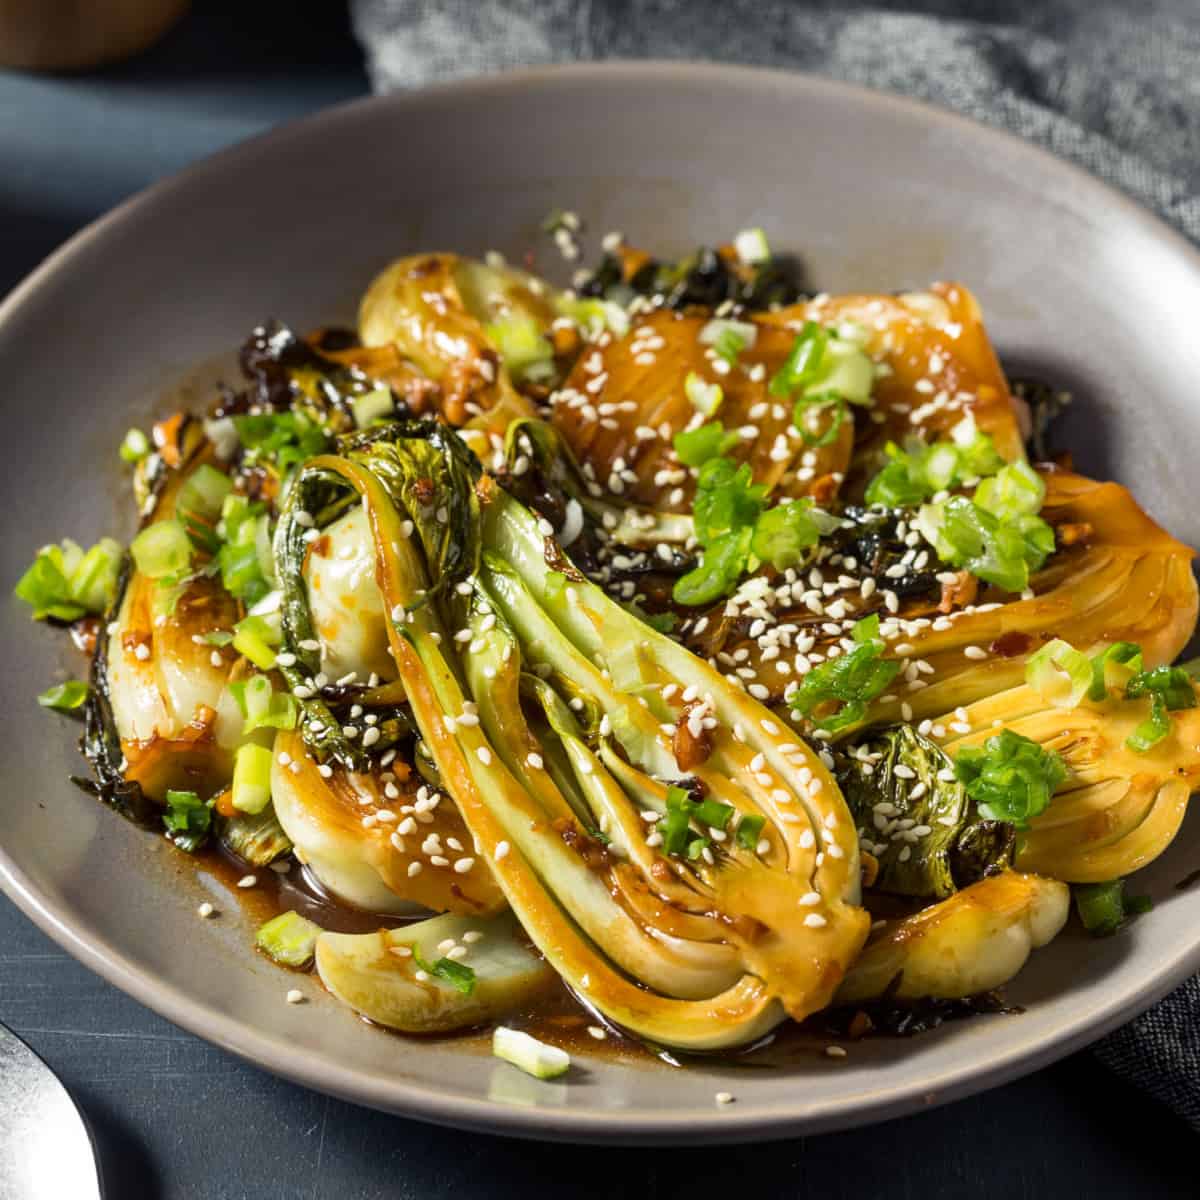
0 4 1194 1196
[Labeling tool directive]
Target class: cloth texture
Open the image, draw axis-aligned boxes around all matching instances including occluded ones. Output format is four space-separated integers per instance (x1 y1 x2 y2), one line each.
351 0 1200 1126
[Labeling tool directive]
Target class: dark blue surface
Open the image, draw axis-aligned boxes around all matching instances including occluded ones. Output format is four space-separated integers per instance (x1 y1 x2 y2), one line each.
0 5 1193 1196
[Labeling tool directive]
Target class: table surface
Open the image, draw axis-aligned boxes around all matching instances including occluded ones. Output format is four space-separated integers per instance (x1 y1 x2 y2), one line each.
0 4 1194 1196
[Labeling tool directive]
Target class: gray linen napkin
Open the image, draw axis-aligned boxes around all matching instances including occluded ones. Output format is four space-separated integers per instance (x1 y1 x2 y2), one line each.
351 0 1200 1125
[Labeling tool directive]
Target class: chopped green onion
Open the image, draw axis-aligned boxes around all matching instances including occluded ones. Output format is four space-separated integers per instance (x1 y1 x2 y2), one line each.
413 949 477 995
694 797 734 830
750 500 819 570
1125 665 1197 712
216 495 272 606
130 520 193 580
202 631 235 646
673 421 739 468
953 729 1067 827
232 411 329 478
770 322 827 398
808 338 874 407
37 680 88 711
699 319 756 364
789 614 900 732
684 371 724 417
351 386 395 428
1127 694 1171 752
255 910 322 968
1088 642 1143 702
672 527 753 607
735 813 766 850
554 295 629 339
691 458 768 545
177 464 233 524
230 675 299 734
974 459 1044 520
67 538 124 614
1123 665 1197 752
484 316 555 383
791 395 847 447
915 490 1054 593
657 785 695 856
1025 639 1092 709
733 227 771 265
492 1026 570 1079
1073 879 1152 937
686 835 711 861
864 432 1006 509
232 742 273 814
233 614 281 671
119 427 151 464
15 537 123 622
163 788 213 852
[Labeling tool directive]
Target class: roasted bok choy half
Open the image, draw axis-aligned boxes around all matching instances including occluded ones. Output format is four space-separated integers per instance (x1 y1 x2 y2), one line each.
272 423 869 1048
20 229 1200 1060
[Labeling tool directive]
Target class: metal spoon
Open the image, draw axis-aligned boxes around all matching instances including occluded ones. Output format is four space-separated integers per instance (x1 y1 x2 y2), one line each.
0 1023 102 1199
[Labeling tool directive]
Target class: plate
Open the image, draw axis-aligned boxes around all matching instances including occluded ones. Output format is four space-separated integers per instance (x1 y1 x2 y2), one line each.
3 63 1200 1144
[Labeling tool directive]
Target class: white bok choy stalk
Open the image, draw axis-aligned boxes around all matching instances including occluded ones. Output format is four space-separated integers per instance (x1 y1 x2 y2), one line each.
273 421 869 1051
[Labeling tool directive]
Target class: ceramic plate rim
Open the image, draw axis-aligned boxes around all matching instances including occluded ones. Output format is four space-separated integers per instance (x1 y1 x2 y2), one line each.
2 61 1200 1144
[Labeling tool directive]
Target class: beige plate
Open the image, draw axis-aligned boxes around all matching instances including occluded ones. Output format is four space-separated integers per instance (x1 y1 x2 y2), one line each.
2 63 1200 1143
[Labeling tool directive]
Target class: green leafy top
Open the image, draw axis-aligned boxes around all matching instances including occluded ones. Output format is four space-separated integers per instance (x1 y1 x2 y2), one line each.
837 724 1015 898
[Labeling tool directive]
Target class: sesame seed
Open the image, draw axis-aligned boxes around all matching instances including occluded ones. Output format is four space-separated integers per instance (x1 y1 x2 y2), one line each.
495 841 511 861
825 1045 847 1059
715 1091 735 1105
804 913 828 928
454 857 475 874
476 746 492 765
236 875 257 889
286 989 304 1005
196 902 215 919
964 645 988 660
407 862 423 877
799 892 821 906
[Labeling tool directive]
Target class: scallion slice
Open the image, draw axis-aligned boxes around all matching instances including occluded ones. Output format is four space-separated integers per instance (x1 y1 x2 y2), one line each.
177 464 233 523
163 788 213 852
492 1027 571 1080
735 813 766 850
119 428 151 464
684 371 724 417
232 742 273 814
351 386 395 429
131 519 192 580
1025 639 1091 709
233 614 281 671
1073 879 1152 937
37 680 88 711
733 227 771 265
255 910 322 968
